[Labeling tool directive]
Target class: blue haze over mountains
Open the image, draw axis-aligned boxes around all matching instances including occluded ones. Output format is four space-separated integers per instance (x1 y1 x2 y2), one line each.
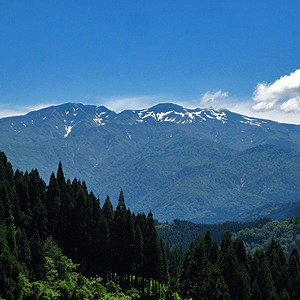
1 102 300 223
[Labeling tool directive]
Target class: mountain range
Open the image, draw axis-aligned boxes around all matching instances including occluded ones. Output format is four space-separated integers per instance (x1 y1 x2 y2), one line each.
1 102 300 223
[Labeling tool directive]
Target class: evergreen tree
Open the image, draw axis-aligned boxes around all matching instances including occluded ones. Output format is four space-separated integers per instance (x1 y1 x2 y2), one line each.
202 264 230 300
0 225 22 300
59 188 73 254
204 230 220 265
287 248 300 299
72 186 89 274
204 229 214 250
124 208 136 281
179 240 195 292
28 169 47 240
102 195 114 232
6 222 18 259
266 238 287 268
233 238 249 269
56 161 66 196
266 239 287 296
251 280 260 300
168 251 178 279
15 227 31 272
220 231 251 300
117 188 125 211
254 261 278 300
143 212 161 281
46 172 61 240
97 212 110 280
0 183 14 227
180 237 229 300
87 191 109 278
111 190 127 277
159 237 169 284
14 170 32 234
249 249 263 285
29 230 46 281
133 224 144 280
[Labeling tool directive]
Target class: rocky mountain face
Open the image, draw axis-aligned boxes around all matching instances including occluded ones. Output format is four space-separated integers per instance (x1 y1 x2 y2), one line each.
1 102 300 222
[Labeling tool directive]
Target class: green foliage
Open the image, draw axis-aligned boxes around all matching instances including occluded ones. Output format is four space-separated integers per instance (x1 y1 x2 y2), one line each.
0 152 169 299
233 217 300 257
165 278 180 300
157 218 271 253
2 148 300 299
2 104 300 223
180 236 229 300
158 217 300 259
0 226 22 300
175 230 300 300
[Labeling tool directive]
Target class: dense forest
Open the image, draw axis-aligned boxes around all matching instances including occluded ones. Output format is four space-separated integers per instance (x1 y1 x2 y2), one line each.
1 150 300 299
157 218 272 252
171 230 300 300
0 151 168 299
157 217 300 256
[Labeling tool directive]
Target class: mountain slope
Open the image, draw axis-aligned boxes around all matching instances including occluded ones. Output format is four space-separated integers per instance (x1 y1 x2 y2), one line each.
2 102 300 149
234 198 300 222
1 102 300 222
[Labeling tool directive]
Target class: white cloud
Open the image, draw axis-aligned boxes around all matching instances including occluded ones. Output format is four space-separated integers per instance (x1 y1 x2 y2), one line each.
2 86 300 126
252 100 277 111
195 90 300 124
252 69 300 112
227 100 300 124
0 103 51 119
280 97 300 113
199 90 229 108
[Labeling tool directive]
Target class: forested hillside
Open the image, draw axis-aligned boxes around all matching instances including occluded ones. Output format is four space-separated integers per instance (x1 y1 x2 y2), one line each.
235 198 300 222
0 151 168 299
170 230 300 300
158 217 300 256
2 103 300 223
157 218 272 252
1 150 300 299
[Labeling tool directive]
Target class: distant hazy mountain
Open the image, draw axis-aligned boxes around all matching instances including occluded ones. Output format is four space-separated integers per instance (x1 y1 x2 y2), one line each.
1 102 300 223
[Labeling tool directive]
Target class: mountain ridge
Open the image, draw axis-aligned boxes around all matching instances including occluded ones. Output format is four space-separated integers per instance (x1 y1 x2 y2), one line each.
3 102 300 151
1 102 300 223
1 102 293 136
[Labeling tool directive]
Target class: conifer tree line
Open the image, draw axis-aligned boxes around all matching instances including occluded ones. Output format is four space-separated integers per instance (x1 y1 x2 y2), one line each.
2 149 300 300
0 151 169 299
166 230 300 300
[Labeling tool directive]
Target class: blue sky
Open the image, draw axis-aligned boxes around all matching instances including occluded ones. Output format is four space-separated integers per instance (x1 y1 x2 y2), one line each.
1 1 300 123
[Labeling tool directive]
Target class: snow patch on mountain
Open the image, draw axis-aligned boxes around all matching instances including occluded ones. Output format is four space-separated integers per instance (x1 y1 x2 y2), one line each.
157 111 173 121
210 111 227 123
5 103 282 138
241 116 263 127
134 107 229 124
184 110 195 120
64 125 72 137
93 111 108 125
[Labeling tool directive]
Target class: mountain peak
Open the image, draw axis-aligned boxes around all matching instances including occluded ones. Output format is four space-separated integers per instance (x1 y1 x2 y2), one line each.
1 102 299 143
1 102 300 222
